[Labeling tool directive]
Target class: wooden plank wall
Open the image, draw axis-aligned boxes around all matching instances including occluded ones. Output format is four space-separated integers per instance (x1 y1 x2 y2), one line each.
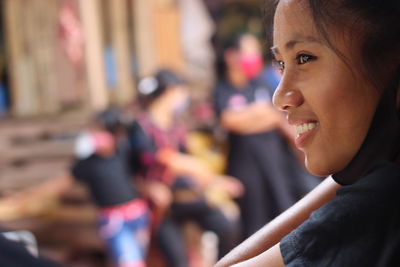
3 0 184 117
4 0 86 117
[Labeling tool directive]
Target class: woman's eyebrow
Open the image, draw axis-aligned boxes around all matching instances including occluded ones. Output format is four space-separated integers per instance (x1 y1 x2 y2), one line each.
270 46 280 56
271 35 321 55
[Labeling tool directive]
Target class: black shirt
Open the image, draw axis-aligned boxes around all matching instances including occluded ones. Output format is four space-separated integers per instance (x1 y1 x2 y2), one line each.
71 151 138 207
281 161 400 267
214 78 274 116
0 235 59 267
213 78 285 151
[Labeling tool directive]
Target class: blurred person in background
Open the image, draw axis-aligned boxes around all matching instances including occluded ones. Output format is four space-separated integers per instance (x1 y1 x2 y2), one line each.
128 69 242 267
71 110 150 267
213 33 318 240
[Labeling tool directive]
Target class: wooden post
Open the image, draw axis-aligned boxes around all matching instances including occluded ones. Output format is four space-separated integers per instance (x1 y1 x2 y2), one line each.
4 0 62 117
4 0 40 116
79 0 108 111
152 0 184 72
109 0 134 105
29 0 59 115
133 0 158 77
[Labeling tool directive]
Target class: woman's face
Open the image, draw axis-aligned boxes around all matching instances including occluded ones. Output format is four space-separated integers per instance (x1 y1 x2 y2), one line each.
272 0 380 176
169 85 189 114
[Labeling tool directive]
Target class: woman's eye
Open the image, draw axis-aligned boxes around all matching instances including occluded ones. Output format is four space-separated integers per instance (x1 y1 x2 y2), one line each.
297 54 316 65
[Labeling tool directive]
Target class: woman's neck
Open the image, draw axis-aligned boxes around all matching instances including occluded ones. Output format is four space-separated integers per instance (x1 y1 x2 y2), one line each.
332 85 400 184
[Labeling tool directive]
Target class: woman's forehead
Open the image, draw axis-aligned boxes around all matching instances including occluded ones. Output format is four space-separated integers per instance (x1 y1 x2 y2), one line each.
275 0 314 32
273 0 319 47
273 0 357 60
276 0 309 16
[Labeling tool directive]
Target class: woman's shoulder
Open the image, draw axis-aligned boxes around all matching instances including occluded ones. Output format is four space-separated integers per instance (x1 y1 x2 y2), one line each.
284 160 400 245
280 161 400 266
324 161 400 220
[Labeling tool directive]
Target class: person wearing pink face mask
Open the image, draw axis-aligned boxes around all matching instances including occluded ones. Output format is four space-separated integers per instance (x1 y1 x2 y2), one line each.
213 33 318 241
238 50 263 80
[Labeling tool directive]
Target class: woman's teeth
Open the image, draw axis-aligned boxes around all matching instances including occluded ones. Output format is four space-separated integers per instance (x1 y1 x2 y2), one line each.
295 123 318 135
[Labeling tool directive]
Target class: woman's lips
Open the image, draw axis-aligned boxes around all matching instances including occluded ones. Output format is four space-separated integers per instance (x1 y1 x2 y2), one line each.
293 122 319 149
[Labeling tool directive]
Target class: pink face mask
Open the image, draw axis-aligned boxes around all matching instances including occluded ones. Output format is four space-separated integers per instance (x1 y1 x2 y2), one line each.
239 54 263 80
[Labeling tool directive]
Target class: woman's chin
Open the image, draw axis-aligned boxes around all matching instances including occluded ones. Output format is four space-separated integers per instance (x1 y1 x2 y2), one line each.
305 157 339 177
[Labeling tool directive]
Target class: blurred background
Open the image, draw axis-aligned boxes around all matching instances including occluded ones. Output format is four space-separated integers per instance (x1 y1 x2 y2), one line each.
0 0 279 266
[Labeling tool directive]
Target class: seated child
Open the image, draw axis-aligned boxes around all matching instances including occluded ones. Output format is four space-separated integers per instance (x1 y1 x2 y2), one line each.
71 127 149 267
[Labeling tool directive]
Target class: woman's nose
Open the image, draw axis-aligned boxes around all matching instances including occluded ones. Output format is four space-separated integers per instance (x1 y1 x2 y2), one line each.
272 81 304 112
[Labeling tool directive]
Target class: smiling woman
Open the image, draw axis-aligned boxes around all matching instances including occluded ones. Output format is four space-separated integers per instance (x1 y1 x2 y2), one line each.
215 0 400 266
272 0 381 178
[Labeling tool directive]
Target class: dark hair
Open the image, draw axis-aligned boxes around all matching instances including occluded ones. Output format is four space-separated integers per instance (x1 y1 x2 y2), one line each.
264 0 400 90
137 69 185 106
216 33 243 79
95 107 124 135
215 33 260 79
